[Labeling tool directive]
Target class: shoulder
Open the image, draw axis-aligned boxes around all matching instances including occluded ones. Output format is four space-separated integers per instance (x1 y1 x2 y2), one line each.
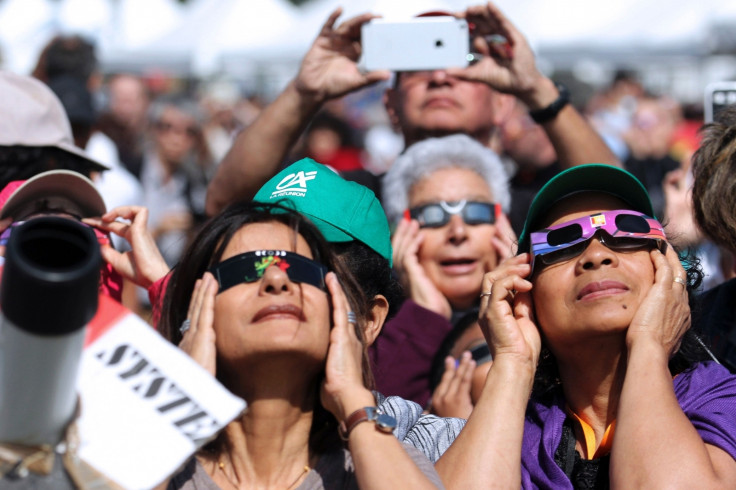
375 392 465 464
674 361 736 405
674 361 736 460
167 459 219 490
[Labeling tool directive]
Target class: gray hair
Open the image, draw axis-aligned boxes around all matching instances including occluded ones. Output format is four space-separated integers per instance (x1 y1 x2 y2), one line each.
382 134 511 223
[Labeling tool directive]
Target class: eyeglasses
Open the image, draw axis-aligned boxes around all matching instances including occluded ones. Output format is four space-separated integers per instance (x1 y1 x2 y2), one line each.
529 210 667 273
209 250 328 294
409 200 500 228
468 342 492 365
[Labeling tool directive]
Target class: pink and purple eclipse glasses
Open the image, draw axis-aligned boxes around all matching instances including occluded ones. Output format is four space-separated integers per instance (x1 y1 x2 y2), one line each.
529 209 667 273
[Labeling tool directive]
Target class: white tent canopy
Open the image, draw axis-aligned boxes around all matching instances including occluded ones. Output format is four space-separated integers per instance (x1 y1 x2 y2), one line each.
2 0 736 79
0 0 184 75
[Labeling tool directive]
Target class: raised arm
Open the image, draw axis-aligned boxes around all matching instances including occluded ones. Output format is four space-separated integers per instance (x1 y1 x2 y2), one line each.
611 247 736 487
451 2 620 169
435 254 540 489
321 273 442 488
205 9 390 215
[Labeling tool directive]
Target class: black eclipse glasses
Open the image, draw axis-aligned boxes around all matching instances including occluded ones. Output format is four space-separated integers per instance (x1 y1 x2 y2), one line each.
209 250 328 294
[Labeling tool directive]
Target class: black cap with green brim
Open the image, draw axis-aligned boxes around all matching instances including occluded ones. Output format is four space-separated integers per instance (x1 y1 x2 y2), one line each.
253 158 393 266
517 164 655 255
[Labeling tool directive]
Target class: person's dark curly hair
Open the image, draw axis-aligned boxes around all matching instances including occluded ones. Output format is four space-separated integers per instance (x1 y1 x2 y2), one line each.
690 104 736 251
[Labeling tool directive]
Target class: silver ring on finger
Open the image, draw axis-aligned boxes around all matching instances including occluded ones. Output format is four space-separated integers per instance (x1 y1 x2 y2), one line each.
347 311 357 325
673 276 686 287
479 291 493 297
180 318 192 333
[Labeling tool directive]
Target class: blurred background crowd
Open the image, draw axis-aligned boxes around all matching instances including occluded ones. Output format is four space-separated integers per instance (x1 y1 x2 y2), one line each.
1 0 735 316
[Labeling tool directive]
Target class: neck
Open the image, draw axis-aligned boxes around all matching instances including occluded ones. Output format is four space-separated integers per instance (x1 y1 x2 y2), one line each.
554 333 627 446
203 362 322 488
404 127 497 151
154 150 180 178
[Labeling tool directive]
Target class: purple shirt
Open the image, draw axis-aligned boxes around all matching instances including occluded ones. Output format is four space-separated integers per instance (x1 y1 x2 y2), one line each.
369 300 453 407
521 361 736 488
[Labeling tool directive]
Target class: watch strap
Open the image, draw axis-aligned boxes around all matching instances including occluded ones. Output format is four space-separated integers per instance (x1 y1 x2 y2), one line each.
338 407 395 441
529 82 570 124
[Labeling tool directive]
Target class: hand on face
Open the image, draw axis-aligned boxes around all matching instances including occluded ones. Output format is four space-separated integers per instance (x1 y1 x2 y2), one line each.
295 8 391 104
83 206 170 290
479 254 540 366
179 272 219 376
491 211 517 260
391 216 452 319
320 272 374 422
626 244 690 358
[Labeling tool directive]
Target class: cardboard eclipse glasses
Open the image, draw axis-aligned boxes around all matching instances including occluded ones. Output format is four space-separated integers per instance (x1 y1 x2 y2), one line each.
209 250 328 293
529 210 667 273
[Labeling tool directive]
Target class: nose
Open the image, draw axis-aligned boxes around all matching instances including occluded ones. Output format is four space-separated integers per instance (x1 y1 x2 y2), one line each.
575 237 618 272
429 69 451 85
446 214 468 245
258 264 294 295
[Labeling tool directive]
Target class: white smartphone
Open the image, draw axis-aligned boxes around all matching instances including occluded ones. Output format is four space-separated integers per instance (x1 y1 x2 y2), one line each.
360 17 470 72
704 81 736 123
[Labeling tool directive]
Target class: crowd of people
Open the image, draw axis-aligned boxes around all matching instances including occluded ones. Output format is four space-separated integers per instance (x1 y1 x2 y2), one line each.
1 1 735 488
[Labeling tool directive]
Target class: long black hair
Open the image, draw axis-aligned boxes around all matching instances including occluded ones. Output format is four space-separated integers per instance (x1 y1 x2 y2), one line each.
160 200 372 455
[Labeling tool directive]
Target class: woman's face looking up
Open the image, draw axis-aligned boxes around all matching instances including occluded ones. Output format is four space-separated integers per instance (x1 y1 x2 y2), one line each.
531 194 657 350
409 167 499 310
212 221 332 372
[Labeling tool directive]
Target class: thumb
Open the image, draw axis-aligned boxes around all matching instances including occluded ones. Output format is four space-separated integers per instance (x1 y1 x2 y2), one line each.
99 244 126 269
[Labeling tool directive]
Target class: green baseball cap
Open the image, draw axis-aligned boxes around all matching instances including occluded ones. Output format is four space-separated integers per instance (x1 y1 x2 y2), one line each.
254 158 393 266
517 164 655 254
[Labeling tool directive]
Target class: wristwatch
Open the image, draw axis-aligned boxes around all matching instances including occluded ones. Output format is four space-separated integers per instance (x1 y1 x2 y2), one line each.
339 406 397 441
529 82 570 124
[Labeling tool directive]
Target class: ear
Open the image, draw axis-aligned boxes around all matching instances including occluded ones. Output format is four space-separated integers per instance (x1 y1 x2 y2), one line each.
490 92 516 127
362 294 389 347
383 87 402 131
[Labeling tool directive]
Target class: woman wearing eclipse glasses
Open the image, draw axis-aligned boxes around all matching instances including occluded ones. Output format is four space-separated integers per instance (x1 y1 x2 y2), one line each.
383 134 514 321
156 201 442 489
443 164 736 488
379 133 513 408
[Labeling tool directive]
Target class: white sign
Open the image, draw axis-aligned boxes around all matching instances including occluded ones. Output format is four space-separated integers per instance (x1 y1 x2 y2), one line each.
76 295 246 489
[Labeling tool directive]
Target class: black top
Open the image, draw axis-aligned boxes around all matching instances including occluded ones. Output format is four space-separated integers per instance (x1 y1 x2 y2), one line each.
554 418 611 490
693 277 736 373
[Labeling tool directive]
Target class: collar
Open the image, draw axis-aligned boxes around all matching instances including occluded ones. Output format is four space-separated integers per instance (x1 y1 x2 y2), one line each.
565 406 616 460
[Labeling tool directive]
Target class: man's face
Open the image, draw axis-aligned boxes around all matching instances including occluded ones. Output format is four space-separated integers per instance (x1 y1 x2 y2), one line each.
385 70 502 145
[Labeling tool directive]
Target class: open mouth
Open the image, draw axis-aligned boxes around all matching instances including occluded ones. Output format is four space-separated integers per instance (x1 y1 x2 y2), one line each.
439 258 478 275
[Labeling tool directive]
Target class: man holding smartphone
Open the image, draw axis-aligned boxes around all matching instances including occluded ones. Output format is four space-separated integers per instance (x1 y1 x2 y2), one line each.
205 2 618 220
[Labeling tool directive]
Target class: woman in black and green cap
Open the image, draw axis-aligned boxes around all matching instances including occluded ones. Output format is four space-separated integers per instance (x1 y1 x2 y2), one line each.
444 164 736 488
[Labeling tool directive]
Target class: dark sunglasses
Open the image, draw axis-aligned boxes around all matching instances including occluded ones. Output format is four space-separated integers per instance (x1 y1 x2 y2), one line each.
529 210 667 273
409 200 500 228
209 250 328 294
468 342 492 365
